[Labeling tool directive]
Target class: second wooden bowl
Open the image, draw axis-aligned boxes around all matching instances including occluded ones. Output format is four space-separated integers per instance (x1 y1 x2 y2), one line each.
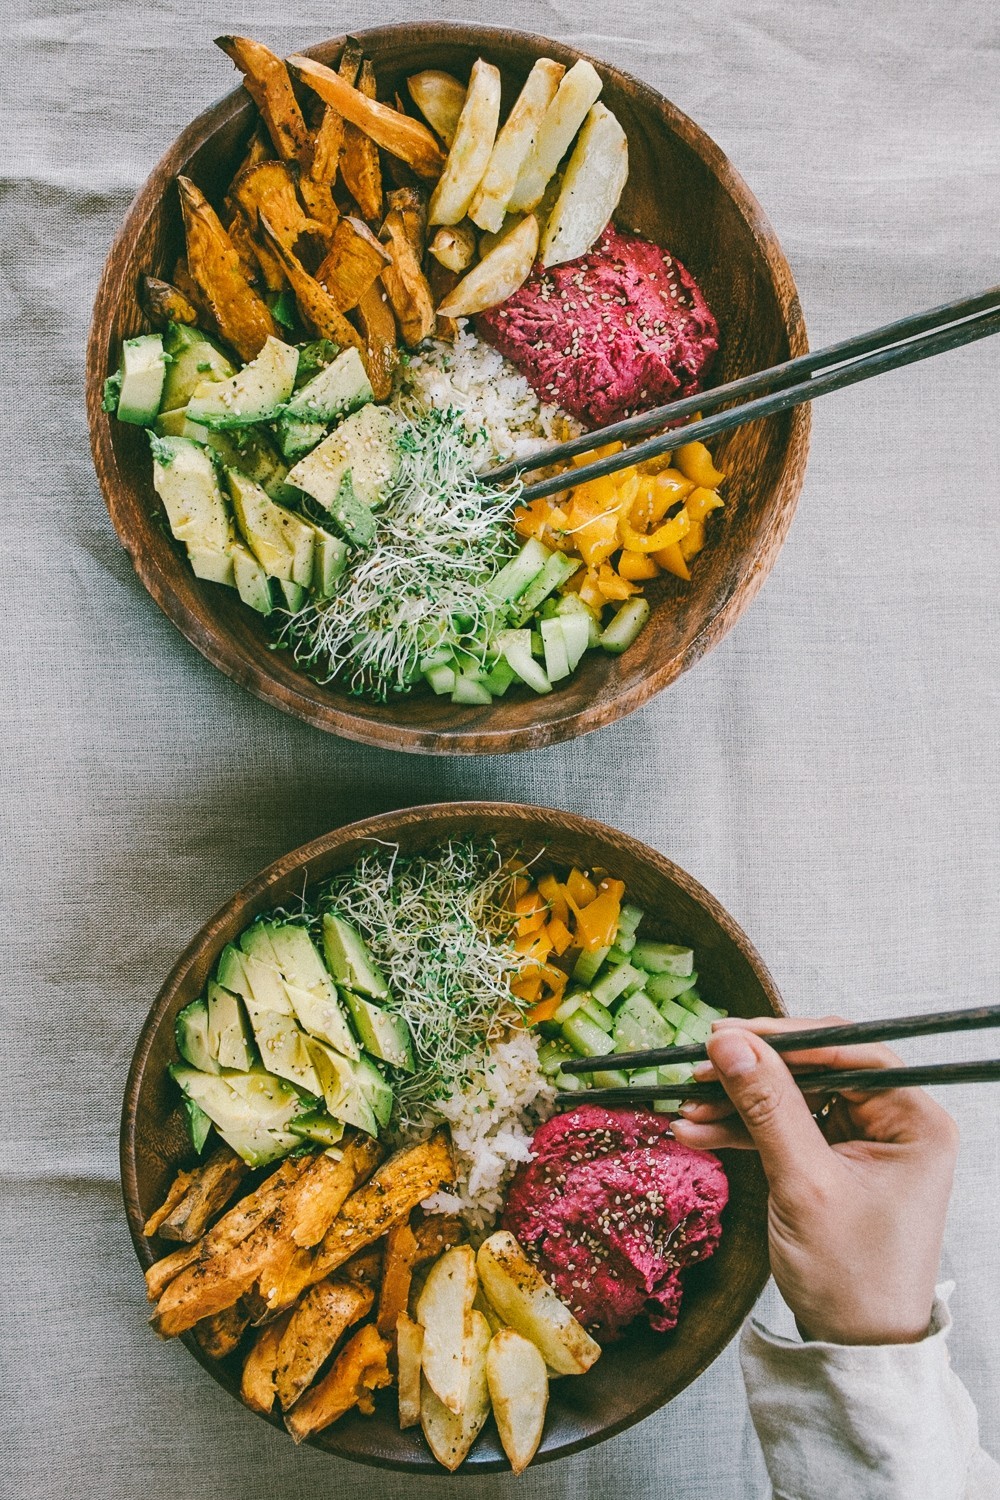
121 801 783 1471
87 24 809 753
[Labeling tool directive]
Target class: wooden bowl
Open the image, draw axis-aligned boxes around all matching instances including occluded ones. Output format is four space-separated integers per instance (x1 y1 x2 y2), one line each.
87 23 809 755
121 801 783 1471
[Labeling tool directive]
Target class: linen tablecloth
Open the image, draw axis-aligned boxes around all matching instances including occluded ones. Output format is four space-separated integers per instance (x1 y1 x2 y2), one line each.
2 0 998 1494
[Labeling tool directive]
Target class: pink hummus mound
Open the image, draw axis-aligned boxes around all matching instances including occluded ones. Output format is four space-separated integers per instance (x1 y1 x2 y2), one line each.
476 225 718 428
501 1104 728 1342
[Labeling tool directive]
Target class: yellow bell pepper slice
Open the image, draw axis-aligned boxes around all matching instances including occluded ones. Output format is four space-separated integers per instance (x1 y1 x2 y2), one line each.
575 510 621 567
545 915 573 956
674 440 725 489
618 507 691 554
650 469 695 520
565 867 597 908
686 486 725 523
597 564 638 601
571 440 623 467
574 878 624 951
655 542 691 580
618 549 660 581
679 519 706 560
537 873 569 927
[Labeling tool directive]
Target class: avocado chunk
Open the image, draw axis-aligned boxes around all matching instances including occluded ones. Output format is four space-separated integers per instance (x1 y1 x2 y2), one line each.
216 943 253 1000
187 545 236 587
231 542 274 616
180 416 293 501
187 336 299 428
352 1053 394 1127
227 469 315 586
310 524 349 597
264 923 361 1060
206 980 256 1071
276 578 308 612
343 991 414 1072
238 928 295 1015
288 1111 346 1149
170 1064 306 1167
242 1006 322 1095
106 333 166 425
175 998 220 1074
305 1038 379 1136
283 347 374 423
322 914 389 1000
149 435 232 553
160 322 235 412
276 415 328 462
286 404 400 536
181 1096 213 1154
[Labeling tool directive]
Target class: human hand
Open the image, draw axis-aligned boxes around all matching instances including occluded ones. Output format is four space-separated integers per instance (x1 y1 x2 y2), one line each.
669 1015 959 1345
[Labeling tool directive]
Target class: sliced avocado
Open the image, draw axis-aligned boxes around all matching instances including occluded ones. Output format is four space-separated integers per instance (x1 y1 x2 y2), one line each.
343 991 414 1072
276 415 327 462
154 406 189 438
174 998 220 1074
284 979 361 1059
180 417 293 501
181 1095 213 1154
160 322 235 412
321 913 389 1000
352 1053 394 1127
216 943 253 1000
264 924 361 1060
287 1111 346 1149
275 578 308 611
238 933 295 1016
187 336 299 429
187 545 236 587
231 542 274 616
206 980 255 1071
305 1038 379 1136
286 404 400 528
227 470 315 586
149 435 232 553
242 1007 322 1095
108 333 167 425
170 1064 304 1167
283 347 373 423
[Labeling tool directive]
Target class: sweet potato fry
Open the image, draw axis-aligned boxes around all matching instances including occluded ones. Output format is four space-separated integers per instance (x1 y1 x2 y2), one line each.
354 282 398 399
144 1242 201 1303
232 159 329 266
140 275 199 330
216 36 309 164
194 1299 251 1360
386 186 427 258
341 1244 385 1287
176 176 279 361
413 1214 466 1263
276 1278 374 1410
257 215 365 354
376 1218 420 1339
283 1137 383 1251
315 216 391 311
299 108 343 229
157 1143 248 1243
426 259 460 342
285 1324 392 1443
379 208 435 347
231 122 274 179
289 54 446 180
241 1309 294 1413
143 1164 198 1237
225 204 276 288
341 58 383 223
314 1133 455 1279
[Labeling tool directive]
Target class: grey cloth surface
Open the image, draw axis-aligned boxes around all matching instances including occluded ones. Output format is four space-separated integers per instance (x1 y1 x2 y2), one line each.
1 0 998 1497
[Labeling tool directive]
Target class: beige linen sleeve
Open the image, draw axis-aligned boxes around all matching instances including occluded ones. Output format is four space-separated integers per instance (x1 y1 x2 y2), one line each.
740 1289 1000 1500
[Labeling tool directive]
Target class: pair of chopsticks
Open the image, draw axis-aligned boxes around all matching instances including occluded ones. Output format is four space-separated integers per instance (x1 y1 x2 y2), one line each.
483 286 1000 501
553 1002 1000 1106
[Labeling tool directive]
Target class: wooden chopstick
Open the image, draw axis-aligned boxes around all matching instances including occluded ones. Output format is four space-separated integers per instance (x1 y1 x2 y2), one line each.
484 283 1000 486
488 295 1000 504
559 1001 1000 1076
556 1058 1000 1107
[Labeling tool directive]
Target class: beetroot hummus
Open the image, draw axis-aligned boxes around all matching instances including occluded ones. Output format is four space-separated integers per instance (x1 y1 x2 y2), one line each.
476 225 718 428
502 1105 728 1342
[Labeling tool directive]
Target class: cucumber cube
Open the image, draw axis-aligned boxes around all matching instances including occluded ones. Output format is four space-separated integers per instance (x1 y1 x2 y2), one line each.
553 991 586 1025
646 970 699 1004
632 941 695 977
540 618 571 682
599 596 650 653
562 1012 616 1059
558 610 591 671
486 538 551 603
496 629 551 695
424 663 457 696
591 962 644 1008
451 674 493 706
572 945 610 984
579 995 614 1032
616 903 644 938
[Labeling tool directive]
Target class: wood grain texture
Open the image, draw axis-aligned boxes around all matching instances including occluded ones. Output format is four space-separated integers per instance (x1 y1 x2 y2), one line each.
86 23 809 755
120 801 785 1470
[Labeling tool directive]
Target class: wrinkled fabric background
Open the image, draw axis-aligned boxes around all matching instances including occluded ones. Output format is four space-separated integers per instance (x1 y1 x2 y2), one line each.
1 1 998 1495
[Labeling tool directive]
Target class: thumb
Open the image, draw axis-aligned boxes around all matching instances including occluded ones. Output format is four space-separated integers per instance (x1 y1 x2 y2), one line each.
706 1028 829 1185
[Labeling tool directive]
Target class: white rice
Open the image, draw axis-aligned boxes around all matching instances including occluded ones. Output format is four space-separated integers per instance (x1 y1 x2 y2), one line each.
420 1028 556 1238
393 320 582 465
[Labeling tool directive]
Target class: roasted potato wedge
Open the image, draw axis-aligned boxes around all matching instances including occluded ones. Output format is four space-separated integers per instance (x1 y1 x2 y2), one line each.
416 1244 478 1415
508 58 603 213
289 55 446 180
406 70 467 148
486 1327 549 1474
194 1300 251 1360
428 59 502 226
437 212 539 318
379 208 436 346
539 102 628 267
241 1309 294 1414
473 1285 505 1335
258 215 365 354
276 1277 373 1411
396 1312 424 1428
216 36 310 164
156 1144 247 1243
428 223 476 273
316 215 391 310
419 1310 491 1471
469 58 565 234
341 58 384 223
476 1232 601 1377
285 1324 392 1443
140 275 199 330
354 281 399 399
176 176 280 360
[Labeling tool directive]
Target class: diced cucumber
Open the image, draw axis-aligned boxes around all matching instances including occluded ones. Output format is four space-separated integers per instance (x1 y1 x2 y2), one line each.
579 995 614 1032
646 969 699 1004
451 674 493 706
496 629 551 695
632 941 694 977
555 591 602 647
660 997 698 1030
513 552 580 624
658 1062 695 1086
591 961 644 1008
562 1011 616 1059
425 663 457 695
604 944 630 966
675 1012 712 1045
554 1070 584 1092
485 538 551 603
592 1066 630 1089
482 656 517 696
677 990 726 1021
540 617 571 683
552 991 586 1025
572 945 610 984
617 903 644 938
557 610 592 671
613 991 676 1053
530 629 544 656
614 930 637 954
106 333 167 426
628 1066 660 1088
187 337 299 429
538 1040 574 1076
599 596 650 653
